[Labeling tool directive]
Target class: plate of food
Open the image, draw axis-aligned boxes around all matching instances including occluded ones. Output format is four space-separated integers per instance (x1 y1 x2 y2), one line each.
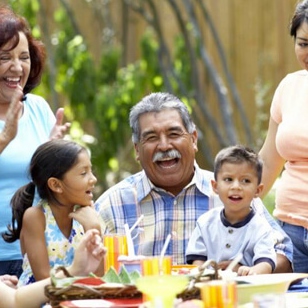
171 265 198 275
59 298 143 308
46 266 143 307
235 273 308 305
171 264 217 279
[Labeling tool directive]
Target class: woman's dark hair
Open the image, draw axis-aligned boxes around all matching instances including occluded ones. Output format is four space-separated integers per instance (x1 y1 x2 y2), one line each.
0 6 46 94
2 139 86 243
290 0 308 37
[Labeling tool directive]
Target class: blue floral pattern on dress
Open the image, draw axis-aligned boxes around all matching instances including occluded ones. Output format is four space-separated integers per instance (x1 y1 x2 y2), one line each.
18 200 84 286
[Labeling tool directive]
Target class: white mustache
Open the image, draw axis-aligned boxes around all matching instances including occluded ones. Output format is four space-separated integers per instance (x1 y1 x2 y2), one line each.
153 150 181 162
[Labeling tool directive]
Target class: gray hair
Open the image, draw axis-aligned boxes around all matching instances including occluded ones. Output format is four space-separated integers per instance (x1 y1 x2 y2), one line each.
129 92 196 143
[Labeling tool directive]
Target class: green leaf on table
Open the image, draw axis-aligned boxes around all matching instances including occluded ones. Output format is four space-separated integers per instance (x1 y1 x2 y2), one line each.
102 265 142 285
129 270 142 284
119 265 131 284
103 266 121 283
52 276 78 287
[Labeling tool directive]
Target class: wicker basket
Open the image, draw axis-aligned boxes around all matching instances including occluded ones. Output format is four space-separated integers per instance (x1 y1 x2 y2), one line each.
44 267 142 308
176 260 219 302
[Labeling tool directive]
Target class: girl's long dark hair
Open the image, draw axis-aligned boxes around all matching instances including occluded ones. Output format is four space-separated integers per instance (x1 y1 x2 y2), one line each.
2 139 85 242
2 183 35 243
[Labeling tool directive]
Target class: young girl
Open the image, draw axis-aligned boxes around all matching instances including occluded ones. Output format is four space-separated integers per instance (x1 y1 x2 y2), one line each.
2 139 102 286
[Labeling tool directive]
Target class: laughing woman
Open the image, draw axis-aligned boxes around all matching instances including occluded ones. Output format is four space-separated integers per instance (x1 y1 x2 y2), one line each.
0 6 70 277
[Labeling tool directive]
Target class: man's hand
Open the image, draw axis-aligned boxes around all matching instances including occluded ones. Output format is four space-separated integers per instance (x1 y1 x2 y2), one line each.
274 253 293 273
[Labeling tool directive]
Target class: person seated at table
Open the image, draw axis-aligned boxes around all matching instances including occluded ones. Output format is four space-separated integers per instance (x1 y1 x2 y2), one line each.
3 139 102 286
0 229 106 308
94 92 293 272
186 145 276 275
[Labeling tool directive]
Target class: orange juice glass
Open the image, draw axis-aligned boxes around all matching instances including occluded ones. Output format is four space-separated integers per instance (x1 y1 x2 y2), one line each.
141 256 172 276
140 256 173 304
103 234 128 272
200 280 238 308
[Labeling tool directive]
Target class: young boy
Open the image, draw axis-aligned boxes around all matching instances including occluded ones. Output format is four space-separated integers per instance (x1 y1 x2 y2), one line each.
186 145 276 275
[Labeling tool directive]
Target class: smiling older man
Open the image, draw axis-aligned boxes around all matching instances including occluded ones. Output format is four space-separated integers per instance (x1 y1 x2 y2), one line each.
94 92 293 272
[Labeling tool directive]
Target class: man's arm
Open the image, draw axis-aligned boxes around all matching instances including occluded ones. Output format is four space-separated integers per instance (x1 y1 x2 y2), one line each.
275 253 292 273
252 198 293 273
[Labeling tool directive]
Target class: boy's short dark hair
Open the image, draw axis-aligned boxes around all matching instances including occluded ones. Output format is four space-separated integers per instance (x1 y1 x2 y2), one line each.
213 144 263 184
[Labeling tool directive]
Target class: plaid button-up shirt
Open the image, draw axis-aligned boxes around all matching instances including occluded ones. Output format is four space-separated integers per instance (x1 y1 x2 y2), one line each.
95 162 292 265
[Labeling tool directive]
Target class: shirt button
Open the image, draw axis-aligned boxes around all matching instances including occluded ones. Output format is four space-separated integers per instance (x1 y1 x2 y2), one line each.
226 243 231 248
228 229 233 234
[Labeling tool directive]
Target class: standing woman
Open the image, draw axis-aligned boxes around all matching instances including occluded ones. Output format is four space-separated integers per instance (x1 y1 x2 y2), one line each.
0 6 70 277
259 0 308 273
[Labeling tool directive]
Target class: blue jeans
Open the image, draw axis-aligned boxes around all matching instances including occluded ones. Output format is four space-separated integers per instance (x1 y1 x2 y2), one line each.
278 220 308 273
0 259 23 277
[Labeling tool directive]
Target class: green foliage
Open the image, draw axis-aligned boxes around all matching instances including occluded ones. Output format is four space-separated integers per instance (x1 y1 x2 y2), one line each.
263 190 275 216
89 38 164 188
66 39 97 119
173 35 193 90
253 78 272 149
9 0 38 26
88 32 197 189
5 1 197 192
98 47 121 84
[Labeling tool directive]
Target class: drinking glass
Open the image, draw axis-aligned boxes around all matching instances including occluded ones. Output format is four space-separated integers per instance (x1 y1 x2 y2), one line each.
135 275 188 308
103 234 128 272
141 256 172 276
200 280 237 308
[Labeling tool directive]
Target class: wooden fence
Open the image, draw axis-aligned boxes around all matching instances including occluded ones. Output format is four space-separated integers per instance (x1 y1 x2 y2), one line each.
4 0 301 157
66 0 300 149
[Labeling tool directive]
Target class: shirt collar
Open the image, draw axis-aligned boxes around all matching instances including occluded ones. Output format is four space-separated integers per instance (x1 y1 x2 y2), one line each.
220 206 256 228
135 160 213 201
